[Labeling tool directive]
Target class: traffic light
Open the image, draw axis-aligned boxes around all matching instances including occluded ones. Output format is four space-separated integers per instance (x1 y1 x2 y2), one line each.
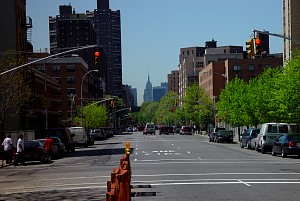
95 51 100 65
245 38 254 58
255 37 261 55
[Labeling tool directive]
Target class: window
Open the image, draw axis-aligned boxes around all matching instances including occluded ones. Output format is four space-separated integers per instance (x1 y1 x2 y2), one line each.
67 88 76 95
52 66 61 73
67 77 75 84
67 65 75 72
37 66 45 73
265 64 271 68
249 65 255 71
54 77 61 84
233 65 241 71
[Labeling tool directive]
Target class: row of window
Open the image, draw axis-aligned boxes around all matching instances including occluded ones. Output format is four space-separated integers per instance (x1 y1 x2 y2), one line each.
38 65 76 73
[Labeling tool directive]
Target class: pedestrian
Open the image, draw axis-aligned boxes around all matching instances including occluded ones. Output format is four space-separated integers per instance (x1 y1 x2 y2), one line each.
44 135 54 162
242 129 247 136
2 134 13 165
14 134 25 166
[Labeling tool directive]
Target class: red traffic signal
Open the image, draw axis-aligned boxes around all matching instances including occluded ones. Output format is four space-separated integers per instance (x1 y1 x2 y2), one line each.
95 51 100 65
95 51 100 57
255 38 261 46
255 38 261 55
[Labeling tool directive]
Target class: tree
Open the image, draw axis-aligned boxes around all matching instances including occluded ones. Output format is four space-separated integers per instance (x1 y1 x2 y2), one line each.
155 91 179 125
276 51 300 124
182 83 213 127
0 52 31 141
73 103 108 129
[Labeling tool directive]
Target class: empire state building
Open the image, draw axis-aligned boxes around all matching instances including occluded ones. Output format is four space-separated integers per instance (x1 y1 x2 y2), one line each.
143 73 153 103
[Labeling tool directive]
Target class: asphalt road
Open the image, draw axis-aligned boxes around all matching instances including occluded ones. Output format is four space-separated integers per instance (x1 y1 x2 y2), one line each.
1 131 300 201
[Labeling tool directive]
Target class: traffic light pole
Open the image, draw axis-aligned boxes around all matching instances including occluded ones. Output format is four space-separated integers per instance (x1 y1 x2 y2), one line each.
0 44 97 76
253 29 300 45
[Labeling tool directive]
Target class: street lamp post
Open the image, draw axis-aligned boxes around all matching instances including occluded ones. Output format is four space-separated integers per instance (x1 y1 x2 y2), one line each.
80 70 99 126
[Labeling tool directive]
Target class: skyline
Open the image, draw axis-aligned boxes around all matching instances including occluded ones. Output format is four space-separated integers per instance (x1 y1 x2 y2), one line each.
27 0 283 106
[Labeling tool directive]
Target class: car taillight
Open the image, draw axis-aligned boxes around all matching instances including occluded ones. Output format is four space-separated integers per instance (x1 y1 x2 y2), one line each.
288 141 297 147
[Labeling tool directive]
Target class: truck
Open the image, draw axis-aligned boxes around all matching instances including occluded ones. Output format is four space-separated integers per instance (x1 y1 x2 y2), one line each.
68 127 89 147
256 123 292 154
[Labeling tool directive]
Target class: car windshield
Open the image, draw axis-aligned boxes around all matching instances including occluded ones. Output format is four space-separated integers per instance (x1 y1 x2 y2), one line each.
219 130 231 135
147 125 154 128
287 134 300 141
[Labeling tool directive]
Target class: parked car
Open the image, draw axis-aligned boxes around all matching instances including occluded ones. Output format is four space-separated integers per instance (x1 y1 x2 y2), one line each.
13 140 45 164
214 130 234 143
143 123 155 135
51 137 66 157
180 126 192 135
69 127 89 147
272 134 300 158
209 127 226 142
100 127 113 138
138 126 145 132
240 128 260 149
46 128 75 153
174 126 181 134
159 126 174 135
127 127 133 133
37 138 60 159
257 123 292 154
89 129 105 140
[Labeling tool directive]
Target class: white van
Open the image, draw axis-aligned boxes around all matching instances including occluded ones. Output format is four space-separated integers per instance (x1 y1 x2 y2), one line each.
257 123 292 154
68 127 89 147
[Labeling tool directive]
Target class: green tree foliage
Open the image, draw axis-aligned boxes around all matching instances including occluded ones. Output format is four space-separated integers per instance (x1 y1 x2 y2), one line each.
74 103 108 129
276 52 300 124
182 83 213 126
0 52 31 140
155 91 179 125
138 102 159 123
217 57 298 127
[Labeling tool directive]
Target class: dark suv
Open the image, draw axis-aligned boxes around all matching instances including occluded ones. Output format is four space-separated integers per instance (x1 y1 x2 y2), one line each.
209 127 226 142
46 128 75 153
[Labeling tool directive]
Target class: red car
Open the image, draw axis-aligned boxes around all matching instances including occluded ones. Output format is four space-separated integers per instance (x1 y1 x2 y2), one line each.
159 126 174 135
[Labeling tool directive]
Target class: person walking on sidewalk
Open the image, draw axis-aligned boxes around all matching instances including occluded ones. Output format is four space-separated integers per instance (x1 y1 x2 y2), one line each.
2 134 13 165
44 135 54 162
14 134 25 166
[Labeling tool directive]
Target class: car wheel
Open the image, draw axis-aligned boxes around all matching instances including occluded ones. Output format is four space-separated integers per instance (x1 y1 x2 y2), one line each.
271 148 277 156
247 141 251 149
255 143 259 152
261 146 266 154
281 148 287 158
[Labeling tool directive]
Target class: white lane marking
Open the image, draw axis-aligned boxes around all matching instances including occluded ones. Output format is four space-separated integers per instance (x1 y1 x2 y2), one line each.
171 144 174 146
198 157 202 160
187 151 191 154
132 180 300 186
238 179 251 187
132 172 300 177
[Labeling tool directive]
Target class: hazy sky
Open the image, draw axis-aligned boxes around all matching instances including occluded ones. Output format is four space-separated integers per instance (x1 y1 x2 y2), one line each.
27 0 282 105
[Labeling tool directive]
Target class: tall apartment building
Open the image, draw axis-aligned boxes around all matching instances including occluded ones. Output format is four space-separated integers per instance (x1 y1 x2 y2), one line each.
178 46 205 100
168 70 179 94
0 0 32 54
199 57 283 101
94 0 123 98
128 86 138 107
283 0 300 61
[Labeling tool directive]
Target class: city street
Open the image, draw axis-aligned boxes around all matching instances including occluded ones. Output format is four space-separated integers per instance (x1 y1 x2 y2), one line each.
1 131 300 200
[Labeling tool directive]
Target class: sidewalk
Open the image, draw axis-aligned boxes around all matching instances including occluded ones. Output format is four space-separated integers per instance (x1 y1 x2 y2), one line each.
0 160 13 168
